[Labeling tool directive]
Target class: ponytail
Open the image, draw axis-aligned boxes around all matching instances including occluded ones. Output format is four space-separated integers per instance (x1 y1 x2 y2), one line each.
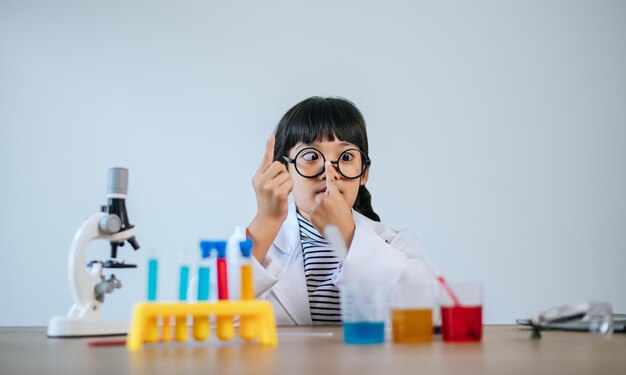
353 185 380 222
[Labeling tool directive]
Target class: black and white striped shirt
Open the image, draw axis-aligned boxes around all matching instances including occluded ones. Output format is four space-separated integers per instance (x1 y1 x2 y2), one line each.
297 212 342 325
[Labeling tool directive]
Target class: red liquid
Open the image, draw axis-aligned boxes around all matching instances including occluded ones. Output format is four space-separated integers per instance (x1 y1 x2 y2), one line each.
441 306 482 342
217 258 229 300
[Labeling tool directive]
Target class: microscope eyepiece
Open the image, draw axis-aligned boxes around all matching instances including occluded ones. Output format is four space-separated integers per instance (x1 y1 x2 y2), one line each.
107 167 128 197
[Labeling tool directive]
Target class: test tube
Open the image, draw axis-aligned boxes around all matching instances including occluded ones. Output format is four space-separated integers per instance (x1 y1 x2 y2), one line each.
239 239 256 341
193 241 213 341
216 241 229 300
240 239 254 299
197 243 212 301
215 241 234 340
179 248 190 301
175 248 191 342
146 249 159 342
147 251 158 301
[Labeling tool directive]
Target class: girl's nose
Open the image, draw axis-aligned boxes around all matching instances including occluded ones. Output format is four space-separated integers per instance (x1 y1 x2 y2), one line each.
323 160 340 179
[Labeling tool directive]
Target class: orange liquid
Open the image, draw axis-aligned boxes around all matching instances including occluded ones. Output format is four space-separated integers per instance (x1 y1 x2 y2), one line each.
241 265 254 300
239 264 257 341
392 308 433 343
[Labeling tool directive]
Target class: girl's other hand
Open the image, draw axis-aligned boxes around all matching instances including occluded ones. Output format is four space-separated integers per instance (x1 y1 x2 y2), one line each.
310 161 356 249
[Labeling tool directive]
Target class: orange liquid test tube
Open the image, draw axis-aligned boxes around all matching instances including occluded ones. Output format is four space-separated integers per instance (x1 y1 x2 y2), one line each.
239 239 257 341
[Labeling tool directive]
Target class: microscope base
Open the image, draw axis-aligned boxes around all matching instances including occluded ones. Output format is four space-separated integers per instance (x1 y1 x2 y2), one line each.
47 316 128 338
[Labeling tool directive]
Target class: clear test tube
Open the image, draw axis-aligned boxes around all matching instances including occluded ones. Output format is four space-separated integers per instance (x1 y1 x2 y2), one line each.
215 240 234 340
193 241 213 341
239 239 256 341
175 248 191 342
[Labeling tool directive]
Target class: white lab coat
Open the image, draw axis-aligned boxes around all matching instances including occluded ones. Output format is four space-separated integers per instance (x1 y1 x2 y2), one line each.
227 202 436 326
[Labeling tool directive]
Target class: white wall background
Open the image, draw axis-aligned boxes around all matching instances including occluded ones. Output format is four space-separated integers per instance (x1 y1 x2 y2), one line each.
1 0 625 325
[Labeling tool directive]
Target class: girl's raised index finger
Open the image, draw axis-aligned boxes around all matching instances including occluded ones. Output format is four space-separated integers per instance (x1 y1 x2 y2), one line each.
324 161 337 195
258 134 276 172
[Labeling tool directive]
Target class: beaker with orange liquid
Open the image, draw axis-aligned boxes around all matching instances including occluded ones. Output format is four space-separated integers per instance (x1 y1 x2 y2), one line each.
390 281 435 343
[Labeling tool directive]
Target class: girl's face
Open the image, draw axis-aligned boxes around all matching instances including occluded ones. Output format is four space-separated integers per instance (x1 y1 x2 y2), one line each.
286 138 369 221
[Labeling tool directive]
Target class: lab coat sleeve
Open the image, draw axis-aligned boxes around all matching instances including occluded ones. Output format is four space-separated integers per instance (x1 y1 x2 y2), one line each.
333 224 433 288
228 225 279 298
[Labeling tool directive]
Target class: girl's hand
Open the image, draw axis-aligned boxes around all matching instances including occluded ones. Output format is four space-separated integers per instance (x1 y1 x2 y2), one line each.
310 161 356 249
252 135 293 224
247 135 293 263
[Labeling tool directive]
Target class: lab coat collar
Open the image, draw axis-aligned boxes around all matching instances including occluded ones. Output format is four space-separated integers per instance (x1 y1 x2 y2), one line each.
272 200 301 255
273 199 396 254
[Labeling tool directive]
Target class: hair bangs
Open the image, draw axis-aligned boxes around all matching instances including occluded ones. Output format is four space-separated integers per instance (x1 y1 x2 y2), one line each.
279 97 369 156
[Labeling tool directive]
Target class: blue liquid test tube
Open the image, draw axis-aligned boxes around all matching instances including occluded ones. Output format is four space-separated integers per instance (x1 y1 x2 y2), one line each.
179 265 189 301
197 241 212 301
178 248 191 301
175 248 191 342
146 250 159 343
194 241 213 341
147 256 158 301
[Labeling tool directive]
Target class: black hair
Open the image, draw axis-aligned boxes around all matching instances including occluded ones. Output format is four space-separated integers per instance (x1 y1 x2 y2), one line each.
273 96 380 222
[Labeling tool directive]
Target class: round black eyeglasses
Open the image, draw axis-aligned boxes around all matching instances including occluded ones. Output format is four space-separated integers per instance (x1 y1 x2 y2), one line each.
282 147 371 179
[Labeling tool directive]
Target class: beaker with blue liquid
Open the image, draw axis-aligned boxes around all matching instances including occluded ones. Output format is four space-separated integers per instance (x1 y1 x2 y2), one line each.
340 284 389 344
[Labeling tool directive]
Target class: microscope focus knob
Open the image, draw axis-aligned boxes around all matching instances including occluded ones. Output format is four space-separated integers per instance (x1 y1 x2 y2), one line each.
99 214 122 234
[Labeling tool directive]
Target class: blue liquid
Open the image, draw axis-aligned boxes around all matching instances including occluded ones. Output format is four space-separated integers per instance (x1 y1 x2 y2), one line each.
178 265 189 301
343 322 385 344
197 266 210 301
147 258 158 301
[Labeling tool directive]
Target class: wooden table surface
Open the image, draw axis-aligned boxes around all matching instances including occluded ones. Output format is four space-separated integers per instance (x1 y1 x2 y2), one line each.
1 325 625 374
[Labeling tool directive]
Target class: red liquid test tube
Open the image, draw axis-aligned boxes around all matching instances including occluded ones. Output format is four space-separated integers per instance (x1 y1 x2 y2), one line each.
216 241 228 300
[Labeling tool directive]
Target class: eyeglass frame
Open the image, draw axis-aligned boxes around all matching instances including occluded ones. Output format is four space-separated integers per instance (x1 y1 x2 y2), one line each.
282 147 372 179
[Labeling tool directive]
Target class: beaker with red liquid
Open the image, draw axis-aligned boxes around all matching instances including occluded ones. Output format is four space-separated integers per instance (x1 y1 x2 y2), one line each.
441 305 482 341
440 284 483 342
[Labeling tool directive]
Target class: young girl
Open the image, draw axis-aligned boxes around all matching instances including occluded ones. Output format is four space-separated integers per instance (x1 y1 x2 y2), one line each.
229 96 433 325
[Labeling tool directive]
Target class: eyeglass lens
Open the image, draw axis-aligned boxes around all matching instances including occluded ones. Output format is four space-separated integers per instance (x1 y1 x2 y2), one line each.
294 148 366 178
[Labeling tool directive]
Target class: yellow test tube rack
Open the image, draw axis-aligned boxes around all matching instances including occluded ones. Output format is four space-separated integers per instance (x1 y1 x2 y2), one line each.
126 300 277 351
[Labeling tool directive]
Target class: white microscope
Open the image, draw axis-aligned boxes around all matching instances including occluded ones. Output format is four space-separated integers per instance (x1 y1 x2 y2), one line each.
47 167 140 338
